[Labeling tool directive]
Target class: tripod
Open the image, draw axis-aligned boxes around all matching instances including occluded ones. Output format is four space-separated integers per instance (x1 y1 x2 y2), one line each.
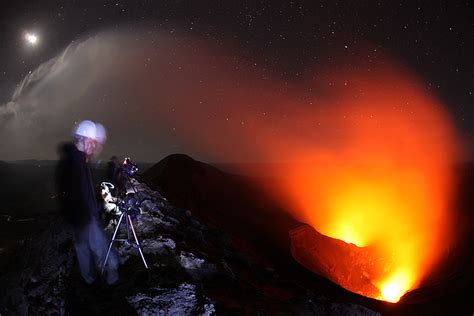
101 176 148 275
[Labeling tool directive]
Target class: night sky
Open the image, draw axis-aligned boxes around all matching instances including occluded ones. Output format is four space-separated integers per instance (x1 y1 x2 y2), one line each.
0 0 472 162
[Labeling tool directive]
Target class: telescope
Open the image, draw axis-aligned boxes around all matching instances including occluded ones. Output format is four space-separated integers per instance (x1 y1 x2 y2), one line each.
102 156 148 273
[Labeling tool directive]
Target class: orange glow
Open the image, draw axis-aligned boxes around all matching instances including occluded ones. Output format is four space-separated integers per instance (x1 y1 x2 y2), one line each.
131 39 461 302
275 62 460 302
380 272 412 302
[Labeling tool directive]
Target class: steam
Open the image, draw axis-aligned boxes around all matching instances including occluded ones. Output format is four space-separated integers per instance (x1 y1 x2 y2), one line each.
0 30 286 161
0 33 129 160
0 28 462 301
270 64 461 301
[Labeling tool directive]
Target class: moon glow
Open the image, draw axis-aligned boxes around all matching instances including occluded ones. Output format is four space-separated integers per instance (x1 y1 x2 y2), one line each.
25 33 38 45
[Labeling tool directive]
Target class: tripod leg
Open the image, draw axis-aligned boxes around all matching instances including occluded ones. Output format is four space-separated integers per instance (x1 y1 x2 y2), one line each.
127 215 148 269
126 213 130 240
101 212 125 275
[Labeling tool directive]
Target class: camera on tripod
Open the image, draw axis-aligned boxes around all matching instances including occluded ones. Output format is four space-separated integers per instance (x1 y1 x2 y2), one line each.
101 156 141 217
119 194 141 216
122 157 139 178
101 155 149 272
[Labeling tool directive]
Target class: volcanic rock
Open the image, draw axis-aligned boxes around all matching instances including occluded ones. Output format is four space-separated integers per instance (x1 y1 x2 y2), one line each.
289 224 385 299
127 283 215 315
0 163 380 315
141 154 474 315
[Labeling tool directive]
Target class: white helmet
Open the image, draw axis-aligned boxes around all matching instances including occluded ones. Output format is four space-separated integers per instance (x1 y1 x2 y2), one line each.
74 120 96 139
95 123 107 144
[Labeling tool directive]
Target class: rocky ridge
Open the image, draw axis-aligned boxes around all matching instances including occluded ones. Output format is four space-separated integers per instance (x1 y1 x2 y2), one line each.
0 177 380 315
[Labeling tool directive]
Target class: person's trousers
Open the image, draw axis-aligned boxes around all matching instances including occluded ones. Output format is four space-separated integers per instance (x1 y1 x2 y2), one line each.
73 219 119 284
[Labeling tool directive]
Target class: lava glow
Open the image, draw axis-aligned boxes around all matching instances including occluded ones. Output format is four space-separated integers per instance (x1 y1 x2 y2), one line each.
127 39 460 302
381 272 411 303
132 41 460 302
14 33 458 303
275 63 460 303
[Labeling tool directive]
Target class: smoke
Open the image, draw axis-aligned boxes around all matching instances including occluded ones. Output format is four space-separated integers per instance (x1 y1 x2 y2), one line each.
0 29 298 162
0 33 130 160
0 28 463 300
0 29 369 162
270 62 462 301
0 29 462 163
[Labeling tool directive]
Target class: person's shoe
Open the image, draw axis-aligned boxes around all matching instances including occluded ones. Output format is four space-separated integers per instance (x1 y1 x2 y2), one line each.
105 270 119 285
83 276 96 285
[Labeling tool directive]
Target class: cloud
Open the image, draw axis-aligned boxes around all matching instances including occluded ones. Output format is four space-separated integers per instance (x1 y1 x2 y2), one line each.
0 28 462 167
0 29 295 161
0 32 145 160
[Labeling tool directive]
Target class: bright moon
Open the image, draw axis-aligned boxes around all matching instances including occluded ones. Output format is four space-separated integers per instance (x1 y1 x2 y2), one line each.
25 33 38 45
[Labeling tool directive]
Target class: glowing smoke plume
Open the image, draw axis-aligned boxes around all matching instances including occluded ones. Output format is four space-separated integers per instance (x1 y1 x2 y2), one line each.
0 30 461 302
268 62 461 302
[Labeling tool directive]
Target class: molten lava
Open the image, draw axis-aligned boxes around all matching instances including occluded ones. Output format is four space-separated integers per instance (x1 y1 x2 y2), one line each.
280 63 460 302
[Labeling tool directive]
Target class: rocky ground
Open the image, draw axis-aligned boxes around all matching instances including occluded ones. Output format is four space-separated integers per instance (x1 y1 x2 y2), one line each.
142 154 474 316
0 178 380 315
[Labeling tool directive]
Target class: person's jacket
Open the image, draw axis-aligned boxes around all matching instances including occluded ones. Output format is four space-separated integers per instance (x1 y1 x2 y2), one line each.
106 160 120 186
55 142 100 227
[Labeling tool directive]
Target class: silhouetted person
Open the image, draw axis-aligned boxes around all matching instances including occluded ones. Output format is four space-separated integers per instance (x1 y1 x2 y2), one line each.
106 155 120 186
56 120 119 285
